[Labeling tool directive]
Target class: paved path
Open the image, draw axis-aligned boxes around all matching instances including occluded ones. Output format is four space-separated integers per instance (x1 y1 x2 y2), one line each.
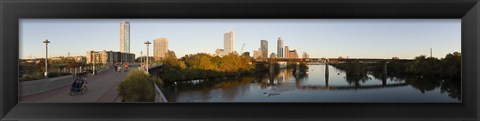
20 66 136 103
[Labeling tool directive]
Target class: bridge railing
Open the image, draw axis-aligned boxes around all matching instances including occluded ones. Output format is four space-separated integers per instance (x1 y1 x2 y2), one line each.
154 83 168 102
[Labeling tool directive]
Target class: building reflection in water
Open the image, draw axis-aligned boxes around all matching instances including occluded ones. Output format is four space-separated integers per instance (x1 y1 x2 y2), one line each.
161 65 460 102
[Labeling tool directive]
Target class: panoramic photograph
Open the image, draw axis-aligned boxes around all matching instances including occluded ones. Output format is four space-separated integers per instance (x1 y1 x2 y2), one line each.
18 19 461 103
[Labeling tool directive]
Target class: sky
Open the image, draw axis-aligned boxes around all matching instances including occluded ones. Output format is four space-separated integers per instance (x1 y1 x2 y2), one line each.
20 19 461 59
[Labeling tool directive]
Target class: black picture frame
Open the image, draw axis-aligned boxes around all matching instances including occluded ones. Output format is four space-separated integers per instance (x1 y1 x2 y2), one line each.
1 0 479 121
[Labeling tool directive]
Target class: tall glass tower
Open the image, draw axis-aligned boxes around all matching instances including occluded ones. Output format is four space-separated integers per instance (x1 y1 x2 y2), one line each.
261 40 268 59
120 21 130 53
277 37 284 58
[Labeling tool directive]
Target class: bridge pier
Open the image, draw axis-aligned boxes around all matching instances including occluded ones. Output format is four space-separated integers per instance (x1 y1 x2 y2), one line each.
269 62 275 74
383 62 388 74
325 63 329 89
295 62 300 75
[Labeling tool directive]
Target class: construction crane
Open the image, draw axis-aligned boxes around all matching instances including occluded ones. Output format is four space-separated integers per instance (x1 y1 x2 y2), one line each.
240 43 245 54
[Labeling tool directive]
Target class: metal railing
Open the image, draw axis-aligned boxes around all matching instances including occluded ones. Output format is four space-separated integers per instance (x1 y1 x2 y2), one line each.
19 65 110 97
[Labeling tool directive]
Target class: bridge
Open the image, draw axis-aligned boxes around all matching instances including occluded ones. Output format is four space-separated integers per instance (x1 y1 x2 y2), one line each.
264 64 410 91
143 63 167 102
257 58 413 64
20 65 137 102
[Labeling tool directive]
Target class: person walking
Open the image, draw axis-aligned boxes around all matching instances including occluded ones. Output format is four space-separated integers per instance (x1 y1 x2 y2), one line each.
117 65 122 73
124 63 129 72
114 64 117 72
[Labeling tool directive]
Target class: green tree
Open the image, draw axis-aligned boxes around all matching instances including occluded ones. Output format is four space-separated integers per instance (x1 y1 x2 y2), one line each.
118 70 163 102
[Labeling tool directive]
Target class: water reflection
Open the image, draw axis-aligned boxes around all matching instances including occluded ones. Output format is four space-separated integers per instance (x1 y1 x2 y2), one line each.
161 65 461 102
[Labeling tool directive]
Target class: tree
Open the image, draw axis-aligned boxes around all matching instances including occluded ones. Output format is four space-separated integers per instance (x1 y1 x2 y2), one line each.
118 70 163 102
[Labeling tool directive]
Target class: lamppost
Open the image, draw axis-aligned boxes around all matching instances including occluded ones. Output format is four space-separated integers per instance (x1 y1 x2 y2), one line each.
43 39 50 78
144 41 151 74
140 51 143 67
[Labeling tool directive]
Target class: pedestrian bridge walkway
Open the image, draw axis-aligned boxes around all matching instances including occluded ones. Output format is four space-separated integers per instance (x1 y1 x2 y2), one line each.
20 66 136 103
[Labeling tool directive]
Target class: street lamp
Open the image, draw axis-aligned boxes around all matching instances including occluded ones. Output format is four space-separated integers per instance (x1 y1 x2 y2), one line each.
144 41 151 74
43 39 50 78
140 51 143 67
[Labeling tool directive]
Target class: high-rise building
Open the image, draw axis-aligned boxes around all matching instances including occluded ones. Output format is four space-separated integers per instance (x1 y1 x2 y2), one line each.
284 46 289 58
120 21 130 53
277 37 284 58
224 31 234 55
261 40 268 59
154 38 169 61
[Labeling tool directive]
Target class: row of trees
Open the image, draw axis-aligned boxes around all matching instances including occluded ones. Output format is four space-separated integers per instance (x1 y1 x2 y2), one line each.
157 51 254 82
333 52 461 79
330 52 461 100
406 52 461 79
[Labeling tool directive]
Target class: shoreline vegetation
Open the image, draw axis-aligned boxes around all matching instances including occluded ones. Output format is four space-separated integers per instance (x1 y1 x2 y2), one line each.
152 51 309 83
118 70 163 102
330 52 461 100
330 52 461 80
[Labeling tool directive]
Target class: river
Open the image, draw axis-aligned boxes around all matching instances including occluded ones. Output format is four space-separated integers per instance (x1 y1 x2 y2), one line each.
161 65 461 102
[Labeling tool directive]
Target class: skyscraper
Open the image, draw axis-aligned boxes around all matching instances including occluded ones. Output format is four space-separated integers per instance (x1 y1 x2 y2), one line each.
261 40 268 59
120 21 130 53
284 46 289 58
277 37 284 58
154 38 169 61
224 31 234 55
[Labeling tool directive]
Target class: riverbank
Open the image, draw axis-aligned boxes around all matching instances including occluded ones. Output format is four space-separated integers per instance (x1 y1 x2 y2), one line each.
330 52 461 80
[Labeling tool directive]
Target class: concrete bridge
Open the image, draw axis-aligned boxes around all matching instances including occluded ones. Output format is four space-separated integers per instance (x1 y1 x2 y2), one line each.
20 65 136 102
255 58 413 75
257 58 413 64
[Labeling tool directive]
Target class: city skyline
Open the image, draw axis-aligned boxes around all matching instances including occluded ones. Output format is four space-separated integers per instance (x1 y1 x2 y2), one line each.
20 19 461 59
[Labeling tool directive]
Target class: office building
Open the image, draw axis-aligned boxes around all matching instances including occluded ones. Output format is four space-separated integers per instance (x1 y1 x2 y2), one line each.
277 37 284 58
120 21 130 53
215 49 224 56
302 52 310 58
270 53 277 59
261 40 268 59
253 49 263 60
284 46 289 58
224 31 234 55
86 50 135 64
154 38 169 61
288 50 299 59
